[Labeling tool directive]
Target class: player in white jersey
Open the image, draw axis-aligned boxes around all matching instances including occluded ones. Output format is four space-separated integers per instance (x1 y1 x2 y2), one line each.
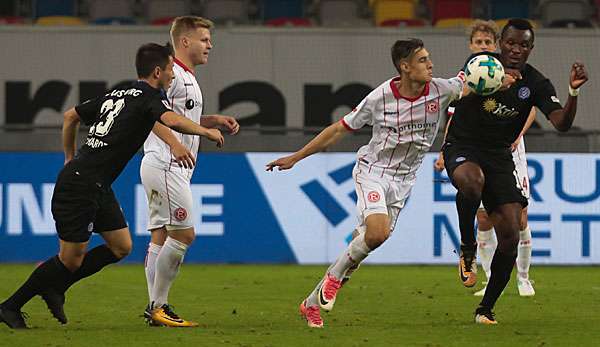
141 16 239 327
433 20 535 296
267 39 464 328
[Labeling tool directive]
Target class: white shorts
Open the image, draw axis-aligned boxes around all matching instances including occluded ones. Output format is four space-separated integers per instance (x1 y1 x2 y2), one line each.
478 138 530 209
353 164 414 234
140 162 194 231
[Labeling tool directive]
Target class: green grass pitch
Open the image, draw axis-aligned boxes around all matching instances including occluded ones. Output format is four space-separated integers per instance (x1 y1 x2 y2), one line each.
0 264 598 346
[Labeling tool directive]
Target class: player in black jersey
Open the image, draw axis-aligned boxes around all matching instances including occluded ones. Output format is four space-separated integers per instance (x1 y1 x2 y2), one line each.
443 19 588 324
0 43 224 329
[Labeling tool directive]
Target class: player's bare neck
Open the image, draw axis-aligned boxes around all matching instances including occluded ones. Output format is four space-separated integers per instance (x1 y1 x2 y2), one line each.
396 79 425 99
175 52 195 71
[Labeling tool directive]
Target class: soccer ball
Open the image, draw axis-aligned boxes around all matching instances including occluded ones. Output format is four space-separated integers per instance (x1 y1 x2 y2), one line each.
464 54 505 96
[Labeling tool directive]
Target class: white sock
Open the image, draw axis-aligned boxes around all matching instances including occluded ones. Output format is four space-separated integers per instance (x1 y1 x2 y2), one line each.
330 233 370 280
144 243 162 304
151 237 188 308
517 226 532 280
477 228 496 281
306 262 335 307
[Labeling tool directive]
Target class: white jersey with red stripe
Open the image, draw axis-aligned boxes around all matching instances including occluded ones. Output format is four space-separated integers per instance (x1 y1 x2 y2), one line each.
142 58 203 176
342 75 464 181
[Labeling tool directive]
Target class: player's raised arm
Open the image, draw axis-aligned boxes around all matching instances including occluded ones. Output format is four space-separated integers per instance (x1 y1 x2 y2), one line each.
151 122 196 168
547 62 588 132
62 107 81 164
266 121 351 171
160 111 224 147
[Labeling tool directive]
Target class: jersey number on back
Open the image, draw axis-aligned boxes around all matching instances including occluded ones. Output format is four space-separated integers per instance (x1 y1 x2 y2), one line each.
90 98 125 137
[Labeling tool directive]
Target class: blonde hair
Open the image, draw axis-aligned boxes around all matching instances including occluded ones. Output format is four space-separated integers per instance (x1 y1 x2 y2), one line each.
170 16 214 47
467 19 499 43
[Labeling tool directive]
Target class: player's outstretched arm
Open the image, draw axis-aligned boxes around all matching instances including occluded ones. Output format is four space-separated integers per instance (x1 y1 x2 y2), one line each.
200 115 240 135
548 62 588 132
160 111 224 147
151 122 196 168
266 121 350 171
62 107 80 164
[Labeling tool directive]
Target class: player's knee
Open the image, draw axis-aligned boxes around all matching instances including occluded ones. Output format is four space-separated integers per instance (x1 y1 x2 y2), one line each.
109 240 132 260
60 256 84 272
365 228 390 249
496 230 519 254
168 228 195 245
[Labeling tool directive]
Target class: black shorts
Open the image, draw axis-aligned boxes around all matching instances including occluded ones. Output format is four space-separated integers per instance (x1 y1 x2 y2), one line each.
442 142 528 214
51 165 127 243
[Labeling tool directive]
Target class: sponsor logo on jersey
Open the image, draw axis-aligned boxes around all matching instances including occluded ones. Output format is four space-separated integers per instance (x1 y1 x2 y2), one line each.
426 101 439 113
383 111 397 116
551 95 560 103
483 98 519 119
456 156 466 162
518 87 531 100
185 99 195 110
85 137 108 148
174 207 188 221
161 99 171 109
397 121 437 132
367 191 380 202
87 222 94 232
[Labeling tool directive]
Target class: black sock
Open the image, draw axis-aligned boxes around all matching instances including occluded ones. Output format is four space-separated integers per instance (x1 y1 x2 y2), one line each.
479 250 517 309
59 245 121 293
456 192 479 248
2 256 72 311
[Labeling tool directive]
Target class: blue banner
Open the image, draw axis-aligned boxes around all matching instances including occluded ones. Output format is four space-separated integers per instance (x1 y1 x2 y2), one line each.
0 152 599 264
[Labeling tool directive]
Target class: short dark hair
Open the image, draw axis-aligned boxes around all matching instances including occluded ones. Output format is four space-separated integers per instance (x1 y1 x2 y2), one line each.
501 18 535 43
135 43 173 78
391 38 424 73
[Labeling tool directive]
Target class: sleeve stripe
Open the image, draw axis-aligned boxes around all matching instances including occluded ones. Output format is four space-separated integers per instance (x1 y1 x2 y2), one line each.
340 118 356 131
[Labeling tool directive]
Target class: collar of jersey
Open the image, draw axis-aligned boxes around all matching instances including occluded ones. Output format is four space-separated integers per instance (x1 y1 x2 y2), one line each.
174 57 194 74
389 76 430 102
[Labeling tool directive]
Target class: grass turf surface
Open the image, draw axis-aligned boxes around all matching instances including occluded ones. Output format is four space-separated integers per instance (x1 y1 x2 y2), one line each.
0 264 599 346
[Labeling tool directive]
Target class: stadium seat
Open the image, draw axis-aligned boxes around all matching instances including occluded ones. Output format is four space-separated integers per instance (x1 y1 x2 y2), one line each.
538 0 593 28
379 18 426 27
265 17 311 26
318 0 362 27
150 16 177 25
36 15 85 25
434 17 473 28
371 0 417 26
429 0 472 24
91 17 137 25
260 0 304 21
34 0 76 18
146 0 188 22
88 0 135 24
0 16 25 24
202 0 249 25
487 0 530 20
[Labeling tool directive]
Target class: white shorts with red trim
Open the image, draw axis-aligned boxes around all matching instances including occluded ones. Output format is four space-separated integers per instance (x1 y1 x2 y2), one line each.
140 162 194 231
353 165 414 234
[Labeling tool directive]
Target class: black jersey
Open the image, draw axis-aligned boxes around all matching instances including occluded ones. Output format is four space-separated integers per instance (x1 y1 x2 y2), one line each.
71 81 171 185
446 53 563 148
